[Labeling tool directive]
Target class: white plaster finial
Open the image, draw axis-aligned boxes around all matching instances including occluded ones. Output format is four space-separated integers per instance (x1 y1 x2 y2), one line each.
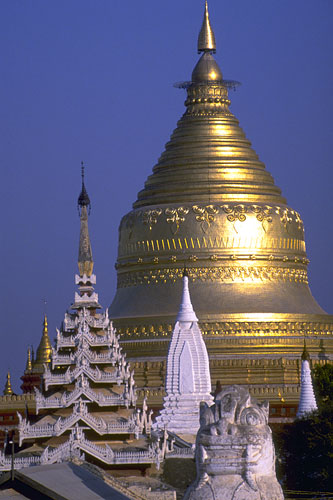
176 276 198 322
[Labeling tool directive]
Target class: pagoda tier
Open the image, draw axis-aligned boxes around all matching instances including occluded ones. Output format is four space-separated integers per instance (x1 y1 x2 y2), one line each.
15 303 161 469
7 169 167 472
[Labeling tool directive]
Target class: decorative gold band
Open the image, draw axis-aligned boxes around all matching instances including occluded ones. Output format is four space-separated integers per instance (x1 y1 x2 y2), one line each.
116 319 333 339
117 265 308 288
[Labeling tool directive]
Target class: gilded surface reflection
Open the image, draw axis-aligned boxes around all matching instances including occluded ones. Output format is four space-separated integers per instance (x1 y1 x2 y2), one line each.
109 2 333 405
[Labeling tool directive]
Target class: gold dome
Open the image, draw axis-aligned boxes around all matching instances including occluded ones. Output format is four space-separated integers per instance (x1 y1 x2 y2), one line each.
112 22 319 317
192 52 223 83
109 3 333 406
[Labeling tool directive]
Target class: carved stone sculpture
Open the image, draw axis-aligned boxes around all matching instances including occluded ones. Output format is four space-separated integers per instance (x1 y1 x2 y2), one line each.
184 386 284 500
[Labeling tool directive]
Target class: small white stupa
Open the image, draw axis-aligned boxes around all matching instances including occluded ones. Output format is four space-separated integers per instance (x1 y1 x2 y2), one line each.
153 269 213 435
296 340 318 418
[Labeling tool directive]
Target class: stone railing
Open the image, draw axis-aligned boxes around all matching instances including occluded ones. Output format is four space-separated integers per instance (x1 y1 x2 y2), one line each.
51 349 121 369
19 409 139 446
63 310 110 331
166 447 195 459
35 385 132 414
38 427 164 467
54 350 114 365
77 437 162 466
40 440 83 465
0 450 41 471
44 365 124 390
56 329 114 348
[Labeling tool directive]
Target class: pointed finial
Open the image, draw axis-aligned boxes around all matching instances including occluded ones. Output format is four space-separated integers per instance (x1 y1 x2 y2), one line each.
4 371 13 396
26 347 32 371
78 162 91 215
301 339 310 361
34 314 52 367
177 272 198 322
43 314 48 334
77 163 94 277
183 264 188 278
198 1 216 54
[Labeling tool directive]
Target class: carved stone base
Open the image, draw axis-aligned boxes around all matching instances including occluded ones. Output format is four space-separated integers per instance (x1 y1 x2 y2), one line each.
184 474 284 500
184 386 284 500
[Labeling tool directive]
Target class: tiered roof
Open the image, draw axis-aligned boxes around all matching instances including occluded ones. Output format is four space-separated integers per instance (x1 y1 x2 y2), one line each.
0 168 164 472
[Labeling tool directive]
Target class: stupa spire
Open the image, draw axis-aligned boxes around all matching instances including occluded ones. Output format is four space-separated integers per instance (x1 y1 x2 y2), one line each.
3 371 13 396
25 347 32 371
176 272 198 322
297 340 318 418
78 162 93 277
34 314 52 368
153 274 212 435
198 1 216 53
110 0 331 411
74 165 100 309
301 338 310 361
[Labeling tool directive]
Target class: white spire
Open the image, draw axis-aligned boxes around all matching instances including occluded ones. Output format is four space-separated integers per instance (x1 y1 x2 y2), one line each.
153 273 213 435
297 342 318 418
176 274 198 322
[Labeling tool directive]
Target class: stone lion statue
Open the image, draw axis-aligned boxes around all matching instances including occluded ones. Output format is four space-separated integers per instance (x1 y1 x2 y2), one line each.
184 385 284 500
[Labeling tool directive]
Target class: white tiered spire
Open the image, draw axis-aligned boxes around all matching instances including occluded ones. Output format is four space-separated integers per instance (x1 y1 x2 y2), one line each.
153 270 213 436
296 340 318 418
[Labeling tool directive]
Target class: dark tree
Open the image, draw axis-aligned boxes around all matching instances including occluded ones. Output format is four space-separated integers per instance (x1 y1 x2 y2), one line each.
313 363 333 409
275 363 333 492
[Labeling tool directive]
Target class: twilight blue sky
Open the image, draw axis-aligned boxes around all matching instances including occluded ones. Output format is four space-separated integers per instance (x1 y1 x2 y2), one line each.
1 0 332 391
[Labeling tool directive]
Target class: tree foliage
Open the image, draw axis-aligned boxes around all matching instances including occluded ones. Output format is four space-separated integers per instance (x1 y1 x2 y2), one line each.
275 363 333 492
313 363 333 409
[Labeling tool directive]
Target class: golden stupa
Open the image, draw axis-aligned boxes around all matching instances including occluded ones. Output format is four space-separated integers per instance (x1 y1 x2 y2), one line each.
110 2 333 405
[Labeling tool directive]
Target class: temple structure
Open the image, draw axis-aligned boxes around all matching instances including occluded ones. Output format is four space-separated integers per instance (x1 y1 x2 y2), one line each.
153 270 213 435
20 315 52 393
109 1 333 406
296 341 318 418
3 373 13 396
0 169 165 473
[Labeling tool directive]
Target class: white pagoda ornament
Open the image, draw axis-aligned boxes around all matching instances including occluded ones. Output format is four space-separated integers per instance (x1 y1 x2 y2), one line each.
3 167 165 472
296 340 318 418
153 269 213 435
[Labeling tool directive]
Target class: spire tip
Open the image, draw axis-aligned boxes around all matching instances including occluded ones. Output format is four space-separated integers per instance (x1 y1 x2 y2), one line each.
198 0 216 54
78 162 91 214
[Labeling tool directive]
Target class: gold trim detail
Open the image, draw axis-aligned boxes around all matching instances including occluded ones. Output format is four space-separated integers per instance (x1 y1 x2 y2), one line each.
117 266 308 288
116 320 333 339
119 235 306 257
192 205 219 232
165 207 189 234
142 209 162 230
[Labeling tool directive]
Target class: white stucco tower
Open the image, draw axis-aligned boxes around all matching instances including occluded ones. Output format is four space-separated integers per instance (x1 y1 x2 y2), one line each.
153 270 213 435
296 340 318 418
